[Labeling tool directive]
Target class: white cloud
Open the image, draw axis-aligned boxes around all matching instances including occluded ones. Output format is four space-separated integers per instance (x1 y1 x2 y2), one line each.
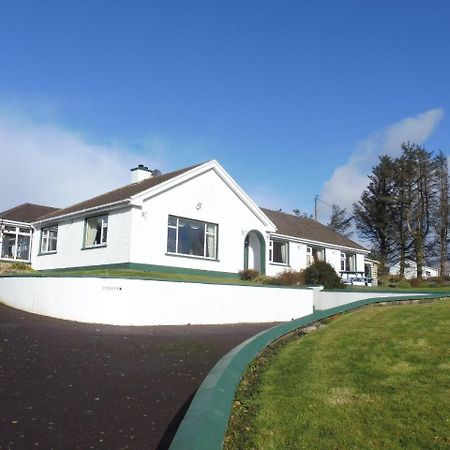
0 113 168 211
321 108 444 217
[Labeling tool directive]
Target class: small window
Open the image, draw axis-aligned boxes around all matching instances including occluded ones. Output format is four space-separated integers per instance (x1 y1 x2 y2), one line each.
269 240 288 265
167 215 217 259
341 252 346 271
306 246 313 267
84 215 108 247
41 227 58 253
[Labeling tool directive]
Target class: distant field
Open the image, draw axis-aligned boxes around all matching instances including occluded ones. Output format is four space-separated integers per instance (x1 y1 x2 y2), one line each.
225 299 450 450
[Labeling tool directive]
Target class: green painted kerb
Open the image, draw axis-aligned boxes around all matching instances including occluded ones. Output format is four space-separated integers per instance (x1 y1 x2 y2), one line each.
169 293 450 450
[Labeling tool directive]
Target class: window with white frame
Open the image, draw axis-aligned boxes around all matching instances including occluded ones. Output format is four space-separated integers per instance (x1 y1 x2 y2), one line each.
269 240 288 264
306 246 313 266
167 215 217 258
341 252 346 271
84 215 108 247
40 226 58 253
1 225 32 261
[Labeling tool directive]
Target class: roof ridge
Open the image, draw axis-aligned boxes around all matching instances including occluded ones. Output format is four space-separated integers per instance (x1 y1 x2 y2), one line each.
37 161 209 222
261 207 368 251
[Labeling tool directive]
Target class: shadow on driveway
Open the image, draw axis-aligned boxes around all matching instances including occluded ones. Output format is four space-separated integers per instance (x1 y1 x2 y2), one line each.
0 303 276 449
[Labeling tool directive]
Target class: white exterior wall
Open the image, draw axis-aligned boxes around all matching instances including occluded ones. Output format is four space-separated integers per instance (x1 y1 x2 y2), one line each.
265 242 367 278
356 253 365 272
266 242 308 277
325 248 341 273
129 169 269 274
0 277 313 325
313 290 427 310
32 208 132 270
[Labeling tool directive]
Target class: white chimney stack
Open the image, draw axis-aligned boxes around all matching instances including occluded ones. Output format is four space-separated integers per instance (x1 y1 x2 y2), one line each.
131 164 153 183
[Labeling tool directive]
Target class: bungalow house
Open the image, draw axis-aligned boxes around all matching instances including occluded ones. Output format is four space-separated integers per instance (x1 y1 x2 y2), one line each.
29 160 369 277
389 261 439 279
0 203 59 263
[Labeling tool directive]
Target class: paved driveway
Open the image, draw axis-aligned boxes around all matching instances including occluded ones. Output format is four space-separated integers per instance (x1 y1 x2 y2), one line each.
0 303 276 449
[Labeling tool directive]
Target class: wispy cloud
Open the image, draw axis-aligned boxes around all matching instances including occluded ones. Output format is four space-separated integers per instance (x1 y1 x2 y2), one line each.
0 112 168 211
320 108 444 217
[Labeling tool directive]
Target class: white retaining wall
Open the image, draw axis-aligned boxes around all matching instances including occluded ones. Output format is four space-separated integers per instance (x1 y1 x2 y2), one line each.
0 277 313 326
314 290 426 310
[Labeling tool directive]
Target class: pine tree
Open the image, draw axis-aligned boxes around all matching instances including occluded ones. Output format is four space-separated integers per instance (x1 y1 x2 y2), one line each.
353 155 396 274
327 204 352 237
399 143 435 278
432 151 449 276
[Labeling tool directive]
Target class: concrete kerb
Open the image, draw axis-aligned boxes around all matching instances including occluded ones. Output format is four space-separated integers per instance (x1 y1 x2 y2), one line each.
169 292 450 450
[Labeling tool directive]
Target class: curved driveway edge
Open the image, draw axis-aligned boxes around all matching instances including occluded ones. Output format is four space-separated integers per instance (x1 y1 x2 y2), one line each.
169 292 450 449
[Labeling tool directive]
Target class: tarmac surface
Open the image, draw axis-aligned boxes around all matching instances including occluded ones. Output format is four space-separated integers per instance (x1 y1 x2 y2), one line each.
0 303 276 449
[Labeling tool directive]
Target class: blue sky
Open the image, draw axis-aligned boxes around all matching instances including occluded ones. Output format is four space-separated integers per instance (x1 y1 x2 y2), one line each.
1 1 449 221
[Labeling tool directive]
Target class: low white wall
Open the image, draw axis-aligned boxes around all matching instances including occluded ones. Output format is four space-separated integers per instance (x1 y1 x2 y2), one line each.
0 277 313 326
314 290 427 310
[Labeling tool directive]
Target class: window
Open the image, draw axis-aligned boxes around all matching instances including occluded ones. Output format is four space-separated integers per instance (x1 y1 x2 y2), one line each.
269 240 288 264
84 215 108 247
40 227 58 253
341 252 346 271
1 225 32 261
167 215 217 259
306 246 313 266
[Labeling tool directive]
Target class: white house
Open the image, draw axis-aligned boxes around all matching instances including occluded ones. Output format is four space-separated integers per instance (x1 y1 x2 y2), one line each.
389 261 439 279
0 203 58 263
26 160 369 277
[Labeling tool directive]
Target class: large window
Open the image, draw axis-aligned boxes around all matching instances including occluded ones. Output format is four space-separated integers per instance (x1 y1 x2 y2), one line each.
84 215 108 248
167 216 217 259
341 252 346 271
269 240 288 265
0 225 31 261
40 227 58 253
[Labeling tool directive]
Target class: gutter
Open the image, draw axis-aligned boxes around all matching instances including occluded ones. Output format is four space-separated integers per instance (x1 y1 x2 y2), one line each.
269 232 370 254
33 199 131 226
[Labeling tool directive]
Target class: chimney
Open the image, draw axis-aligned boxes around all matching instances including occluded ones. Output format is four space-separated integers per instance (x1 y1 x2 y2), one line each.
131 164 153 183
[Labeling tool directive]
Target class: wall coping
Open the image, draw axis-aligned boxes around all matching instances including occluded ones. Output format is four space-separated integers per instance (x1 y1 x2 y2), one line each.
169 292 450 449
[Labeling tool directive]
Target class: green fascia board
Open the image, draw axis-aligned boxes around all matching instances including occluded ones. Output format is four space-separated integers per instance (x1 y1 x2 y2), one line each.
169 292 450 450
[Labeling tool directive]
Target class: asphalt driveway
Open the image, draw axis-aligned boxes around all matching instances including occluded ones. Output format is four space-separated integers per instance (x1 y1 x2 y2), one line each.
0 303 276 449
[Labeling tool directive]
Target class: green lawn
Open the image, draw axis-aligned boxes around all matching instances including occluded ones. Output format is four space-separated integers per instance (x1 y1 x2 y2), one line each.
225 299 450 450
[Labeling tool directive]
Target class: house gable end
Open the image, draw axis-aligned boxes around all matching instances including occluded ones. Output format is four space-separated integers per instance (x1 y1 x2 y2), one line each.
131 160 277 231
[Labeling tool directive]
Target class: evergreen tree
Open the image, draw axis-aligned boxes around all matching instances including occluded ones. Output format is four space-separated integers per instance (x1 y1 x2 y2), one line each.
327 204 352 237
399 143 435 278
390 154 413 277
353 155 396 274
432 150 449 276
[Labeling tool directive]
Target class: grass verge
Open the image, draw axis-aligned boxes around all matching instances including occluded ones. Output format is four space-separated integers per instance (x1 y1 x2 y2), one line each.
225 299 450 449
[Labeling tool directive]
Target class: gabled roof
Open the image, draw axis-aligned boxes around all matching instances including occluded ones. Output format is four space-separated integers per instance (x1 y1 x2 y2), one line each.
0 203 59 223
39 163 204 221
262 208 368 252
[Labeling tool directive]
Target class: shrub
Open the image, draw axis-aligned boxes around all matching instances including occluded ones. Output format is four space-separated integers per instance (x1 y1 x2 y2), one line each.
10 262 33 272
303 261 343 289
254 275 278 285
238 269 260 281
409 277 428 288
273 269 304 286
0 262 33 274
395 279 411 289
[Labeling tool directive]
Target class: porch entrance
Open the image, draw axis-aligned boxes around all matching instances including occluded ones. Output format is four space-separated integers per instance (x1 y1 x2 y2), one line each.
243 230 266 274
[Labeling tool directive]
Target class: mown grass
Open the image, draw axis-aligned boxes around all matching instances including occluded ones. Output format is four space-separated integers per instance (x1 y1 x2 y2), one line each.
225 299 450 450
3 267 306 288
